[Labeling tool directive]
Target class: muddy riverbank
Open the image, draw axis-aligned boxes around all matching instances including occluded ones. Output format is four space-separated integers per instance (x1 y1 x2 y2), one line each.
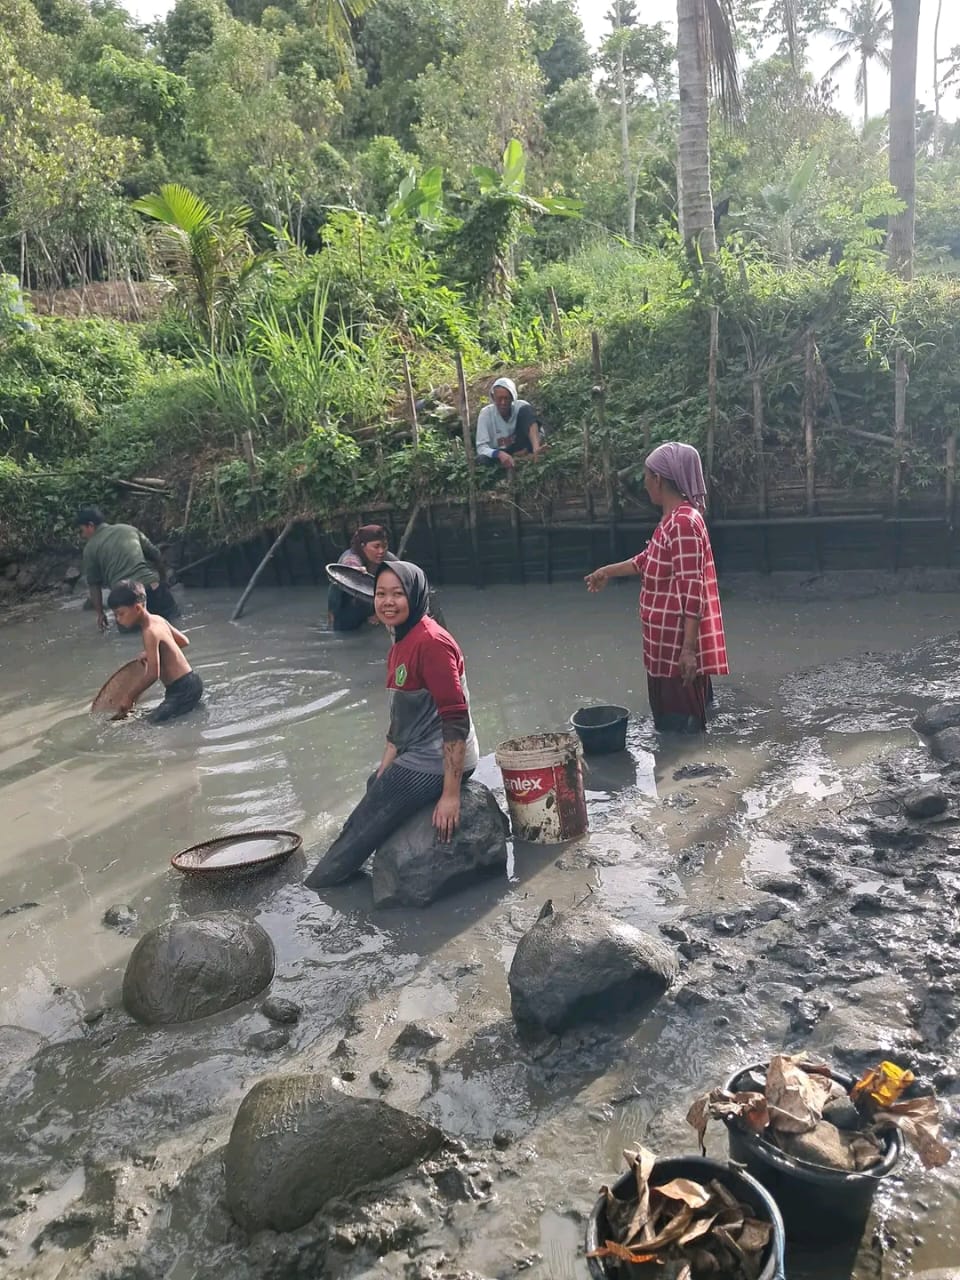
1 582 960 1278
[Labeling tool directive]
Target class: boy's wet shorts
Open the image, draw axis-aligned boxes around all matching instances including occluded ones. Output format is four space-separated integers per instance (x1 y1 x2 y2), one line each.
148 671 204 725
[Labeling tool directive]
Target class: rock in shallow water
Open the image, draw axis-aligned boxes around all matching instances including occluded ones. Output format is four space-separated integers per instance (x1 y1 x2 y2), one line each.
224 1074 443 1232
103 904 138 933
372 780 509 908
508 902 677 1035
122 911 274 1025
261 996 301 1024
932 728 960 765
247 1027 290 1052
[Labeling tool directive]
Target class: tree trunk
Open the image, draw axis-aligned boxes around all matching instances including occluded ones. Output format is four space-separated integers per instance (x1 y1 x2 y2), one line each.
887 0 921 280
861 52 868 131
676 0 718 258
933 0 944 158
615 1 638 240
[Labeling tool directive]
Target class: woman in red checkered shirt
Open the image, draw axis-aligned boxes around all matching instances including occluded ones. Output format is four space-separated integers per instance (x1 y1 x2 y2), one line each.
585 442 728 732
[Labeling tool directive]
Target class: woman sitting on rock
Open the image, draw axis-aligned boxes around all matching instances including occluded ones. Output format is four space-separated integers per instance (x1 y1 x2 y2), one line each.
306 562 479 888
327 524 396 631
585 441 728 732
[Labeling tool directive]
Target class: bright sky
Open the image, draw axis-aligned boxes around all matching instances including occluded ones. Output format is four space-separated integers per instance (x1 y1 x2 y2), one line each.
577 0 960 123
124 0 960 124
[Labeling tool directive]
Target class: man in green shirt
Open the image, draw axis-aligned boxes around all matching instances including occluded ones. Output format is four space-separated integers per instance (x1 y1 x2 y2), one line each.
78 506 179 632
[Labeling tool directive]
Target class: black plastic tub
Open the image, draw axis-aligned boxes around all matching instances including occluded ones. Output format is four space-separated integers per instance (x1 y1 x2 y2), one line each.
723 1061 904 1246
571 705 629 754
585 1154 786 1280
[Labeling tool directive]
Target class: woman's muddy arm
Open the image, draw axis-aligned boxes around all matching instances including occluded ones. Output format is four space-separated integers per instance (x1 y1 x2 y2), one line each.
584 559 639 591
434 739 466 842
377 741 398 777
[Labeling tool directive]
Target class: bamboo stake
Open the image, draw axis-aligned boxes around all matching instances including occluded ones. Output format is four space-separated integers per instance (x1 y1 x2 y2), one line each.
213 470 226 536
507 470 524 583
752 373 767 518
946 431 957 528
707 305 719 508
892 349 908 514
177 473 197 570
548 286 563 348
396 501 422 558
230 519 296 622
592 331 617 555
402 351 419 448
175 547 226 578
803 329 816 515
455 351 482 586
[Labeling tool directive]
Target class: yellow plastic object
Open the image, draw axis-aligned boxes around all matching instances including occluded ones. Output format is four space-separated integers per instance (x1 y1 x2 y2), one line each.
852 1061 915 1109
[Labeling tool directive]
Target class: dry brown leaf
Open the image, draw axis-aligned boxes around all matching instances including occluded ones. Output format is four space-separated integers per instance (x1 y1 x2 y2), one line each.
676 1213 717 1246
875 1096 951 1169
765 1054 831 1134
686 1088 769 1152
687 1248 720 1273
586 1240 660 1264
640 1205 695 1251
654 1177 712 1210
714 1225 761 1280
737 1217 773 1253
708 1179 740 1211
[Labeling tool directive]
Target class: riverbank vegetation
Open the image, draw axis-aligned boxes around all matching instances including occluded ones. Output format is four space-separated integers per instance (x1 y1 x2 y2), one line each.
2 0 960 558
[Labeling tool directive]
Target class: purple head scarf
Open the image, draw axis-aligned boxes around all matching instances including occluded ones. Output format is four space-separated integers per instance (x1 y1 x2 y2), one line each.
645 442 707 512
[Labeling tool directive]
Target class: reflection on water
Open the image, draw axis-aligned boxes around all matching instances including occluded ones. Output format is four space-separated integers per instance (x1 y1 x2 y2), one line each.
1 582 959 1277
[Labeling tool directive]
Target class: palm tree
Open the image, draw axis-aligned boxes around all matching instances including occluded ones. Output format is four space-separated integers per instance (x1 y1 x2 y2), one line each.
887 0 920 279
675 0 740 258
315 0 376 84
675 0 801 257
825 0 892 132
133 184 267 354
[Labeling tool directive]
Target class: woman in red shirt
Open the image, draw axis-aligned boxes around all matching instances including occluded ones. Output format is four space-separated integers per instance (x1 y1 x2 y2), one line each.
585 442 728 733
306 561 479 888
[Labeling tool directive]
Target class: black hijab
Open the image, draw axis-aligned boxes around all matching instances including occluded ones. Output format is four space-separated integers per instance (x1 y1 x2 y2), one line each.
374 560 430 642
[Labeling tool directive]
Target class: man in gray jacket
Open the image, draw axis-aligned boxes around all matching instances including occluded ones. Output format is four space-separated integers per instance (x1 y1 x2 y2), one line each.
475 377 545 469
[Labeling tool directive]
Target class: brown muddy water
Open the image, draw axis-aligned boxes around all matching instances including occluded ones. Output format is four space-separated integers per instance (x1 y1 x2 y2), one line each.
2 578 960 1279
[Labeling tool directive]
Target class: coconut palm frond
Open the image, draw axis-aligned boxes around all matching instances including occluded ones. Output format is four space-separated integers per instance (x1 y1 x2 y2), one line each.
704 0 741 121
825 49 854 81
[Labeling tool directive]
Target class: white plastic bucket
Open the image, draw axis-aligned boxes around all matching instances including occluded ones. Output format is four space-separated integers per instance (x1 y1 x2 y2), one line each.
494 732 588 843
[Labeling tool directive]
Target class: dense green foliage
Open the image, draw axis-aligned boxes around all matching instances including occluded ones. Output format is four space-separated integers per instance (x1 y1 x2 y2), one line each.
1 0 960 557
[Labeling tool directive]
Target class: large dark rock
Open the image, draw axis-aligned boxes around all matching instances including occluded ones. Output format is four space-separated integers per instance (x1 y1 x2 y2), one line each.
122 912 274 1025
916 702 960 737
224 1074 443 1233
508 902 677 1035
932 729 960 765
903 784 949 819
372 780 509 908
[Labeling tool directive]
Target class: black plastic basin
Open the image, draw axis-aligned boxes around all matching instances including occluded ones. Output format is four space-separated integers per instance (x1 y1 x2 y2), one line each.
723 1060 904 1247
585 1153 786 1279
571 705 629 754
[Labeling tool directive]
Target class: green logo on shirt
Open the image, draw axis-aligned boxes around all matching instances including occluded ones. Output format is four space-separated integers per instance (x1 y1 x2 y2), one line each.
395 663 407 687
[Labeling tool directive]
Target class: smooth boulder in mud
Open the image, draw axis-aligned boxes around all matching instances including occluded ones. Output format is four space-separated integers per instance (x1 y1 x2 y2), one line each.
122 911 274 1025
224 1074 444 1232
931 728 960 765
508 902 677 1035
916 702 960 736
372 780 509 908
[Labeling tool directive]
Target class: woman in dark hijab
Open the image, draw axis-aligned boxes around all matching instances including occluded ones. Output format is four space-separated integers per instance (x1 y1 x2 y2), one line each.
327 524 396 631
306 561 480 888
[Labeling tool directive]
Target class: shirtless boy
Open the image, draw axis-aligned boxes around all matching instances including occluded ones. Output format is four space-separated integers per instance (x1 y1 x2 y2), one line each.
106 581 204 724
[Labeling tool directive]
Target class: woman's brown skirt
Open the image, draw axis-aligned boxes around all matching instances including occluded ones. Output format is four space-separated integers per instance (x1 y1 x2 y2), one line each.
647 674 714 733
